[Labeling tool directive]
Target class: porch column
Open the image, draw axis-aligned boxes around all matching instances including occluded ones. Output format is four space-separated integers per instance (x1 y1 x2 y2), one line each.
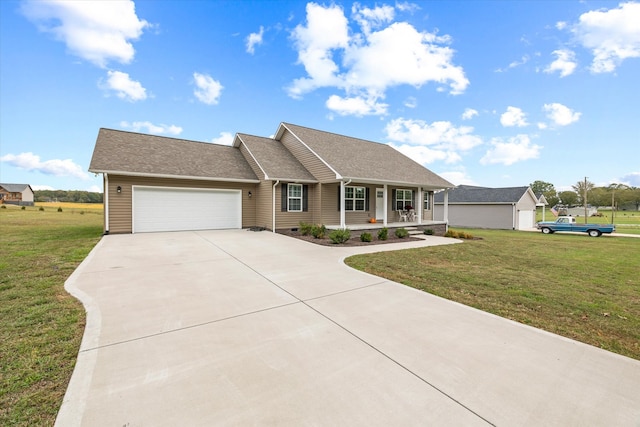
340 181 346 229
443 189 449 230
383 184 388 226
417 188 423 224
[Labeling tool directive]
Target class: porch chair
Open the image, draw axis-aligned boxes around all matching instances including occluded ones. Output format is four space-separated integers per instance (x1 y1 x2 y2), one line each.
398 210 408 222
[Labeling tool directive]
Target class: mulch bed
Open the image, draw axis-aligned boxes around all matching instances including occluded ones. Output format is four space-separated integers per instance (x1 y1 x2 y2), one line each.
276 229 423 246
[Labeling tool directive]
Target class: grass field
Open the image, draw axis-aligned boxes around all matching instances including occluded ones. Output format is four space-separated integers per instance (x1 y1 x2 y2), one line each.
0 204 103 426
346 229 640 360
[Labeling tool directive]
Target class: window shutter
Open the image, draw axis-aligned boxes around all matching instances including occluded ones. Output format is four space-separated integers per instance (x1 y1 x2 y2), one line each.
365 187 370 211
337 184 341 211
392 189 396 211
412 191 416 209
303 185 308 212
281 183 288 212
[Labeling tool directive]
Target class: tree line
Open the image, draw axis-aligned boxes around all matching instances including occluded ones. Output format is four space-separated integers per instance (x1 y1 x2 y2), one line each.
35 190 103 204
530 180 640 211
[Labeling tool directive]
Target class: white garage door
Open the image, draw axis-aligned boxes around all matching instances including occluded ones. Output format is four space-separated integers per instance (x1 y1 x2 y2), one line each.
133 186 242 233
517 210 535 230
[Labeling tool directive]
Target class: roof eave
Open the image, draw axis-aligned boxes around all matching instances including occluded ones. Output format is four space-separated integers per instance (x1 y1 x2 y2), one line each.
89 169 260 184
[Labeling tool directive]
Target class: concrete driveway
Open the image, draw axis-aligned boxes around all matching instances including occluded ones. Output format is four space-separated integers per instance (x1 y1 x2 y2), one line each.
57 230 640 426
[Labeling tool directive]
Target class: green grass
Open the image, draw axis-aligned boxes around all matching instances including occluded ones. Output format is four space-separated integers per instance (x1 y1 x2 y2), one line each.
0 204 103 426
345 229 640 360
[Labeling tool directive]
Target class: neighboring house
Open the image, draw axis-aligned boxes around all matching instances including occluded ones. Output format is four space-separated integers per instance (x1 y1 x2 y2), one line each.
0 183 35 206
535 193 549 221
565 206 598 217
433 185 538 230
88 122 454 234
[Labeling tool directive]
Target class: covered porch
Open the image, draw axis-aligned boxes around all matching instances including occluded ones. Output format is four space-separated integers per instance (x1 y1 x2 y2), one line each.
326 220 448 231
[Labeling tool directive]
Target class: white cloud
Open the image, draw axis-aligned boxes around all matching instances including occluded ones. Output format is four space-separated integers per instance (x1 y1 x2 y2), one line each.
326 94 388 116
288 3 468 116
120 121 183 135
500 106 528 127
544 49 577 77
193 72 223 105
439 169 478 186
0 152 90 180
246 26 264 54
31 185 55 191
543 103 581 126
461 108 478 120
21 0 149 68
572 2 640 73
211 132 234 146
480 135 542 165
352 3 395 35
88 185 102 193
385 117 483 163
103 70 147 101
556 21 568 30
620 172 640 187
404 97 417 108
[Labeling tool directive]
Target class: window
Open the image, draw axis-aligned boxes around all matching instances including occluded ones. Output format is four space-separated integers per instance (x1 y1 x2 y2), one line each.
424 191 430 210
395 189 413 211
345 186 366 211
288 184 302 212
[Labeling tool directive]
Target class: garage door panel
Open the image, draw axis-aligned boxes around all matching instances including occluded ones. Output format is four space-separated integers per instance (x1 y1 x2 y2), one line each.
133 187 241 233
518 210 534 230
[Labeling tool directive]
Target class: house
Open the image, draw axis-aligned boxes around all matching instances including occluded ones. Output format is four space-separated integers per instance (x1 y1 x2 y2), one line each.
0 183 35 206
535 193 549 221
433 185 538 230
88 122 454 234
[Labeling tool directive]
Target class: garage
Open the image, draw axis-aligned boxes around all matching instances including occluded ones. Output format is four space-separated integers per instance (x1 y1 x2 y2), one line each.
133 186 242 233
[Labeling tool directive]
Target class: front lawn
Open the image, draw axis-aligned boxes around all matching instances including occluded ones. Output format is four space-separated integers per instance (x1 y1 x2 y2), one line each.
345 229 640 360
0 204 103 426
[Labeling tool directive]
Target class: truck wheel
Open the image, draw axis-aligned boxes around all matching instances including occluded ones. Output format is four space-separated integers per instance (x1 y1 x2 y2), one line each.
588 230 602 237
541 227 552 234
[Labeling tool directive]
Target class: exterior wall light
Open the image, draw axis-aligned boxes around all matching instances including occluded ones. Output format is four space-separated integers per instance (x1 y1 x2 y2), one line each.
117 186 122 193
248 191 252 198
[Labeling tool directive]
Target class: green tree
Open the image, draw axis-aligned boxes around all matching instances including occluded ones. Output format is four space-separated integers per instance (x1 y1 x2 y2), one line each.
589 187 610 208
559 190 578 207
530 180 559 207
572 179 595 205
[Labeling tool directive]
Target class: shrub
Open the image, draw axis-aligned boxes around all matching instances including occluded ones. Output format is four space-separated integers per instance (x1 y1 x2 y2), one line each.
21 206 25 210
377 227 388 240
395 228 409 238
329 228 351 244
311 224 326 239
57 207 63 212
423 229 434 235
444 229 459 238
0 205 5 209
299 221 313 236
80 211 85 215
360 232 372 242
445 229 474 239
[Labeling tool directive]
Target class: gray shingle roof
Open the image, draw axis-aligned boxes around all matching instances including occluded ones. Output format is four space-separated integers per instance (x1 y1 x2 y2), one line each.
0 183 32 192
280 123 454 188
434 185 531 203
236 133 316 182
89 129 259 182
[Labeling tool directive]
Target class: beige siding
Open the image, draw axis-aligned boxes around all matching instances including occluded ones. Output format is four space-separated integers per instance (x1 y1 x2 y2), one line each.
320 182 376 226
274 183 315 229
255 180 273 230
106 175 256 234
434 204 514 229
280 130 336 182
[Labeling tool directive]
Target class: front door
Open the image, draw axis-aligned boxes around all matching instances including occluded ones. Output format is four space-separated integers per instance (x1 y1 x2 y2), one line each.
376 188 384 219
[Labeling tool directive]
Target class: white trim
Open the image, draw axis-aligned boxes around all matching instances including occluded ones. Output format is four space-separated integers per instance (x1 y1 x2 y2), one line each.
279 123 343 180
272 180 279 232
88 170 260 184
287 183 303 212
340 176 454 189
344 185 366 212
383 184 388 226
104 173 109 233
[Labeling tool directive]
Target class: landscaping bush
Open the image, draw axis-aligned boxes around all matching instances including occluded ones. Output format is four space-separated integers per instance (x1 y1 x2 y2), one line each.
395 228 409 238
444 229 459 238
329 228 351 244
1 205 6 209
21 206 25 210
423 229 434 235
377 227 388 240
299 221 313 236
445 229 474 239
311 224 327 239
57 207 63 212
360 232 372 242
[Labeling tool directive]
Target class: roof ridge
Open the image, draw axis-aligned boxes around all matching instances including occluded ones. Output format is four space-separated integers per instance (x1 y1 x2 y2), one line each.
99 128 235 148
282 122 386 147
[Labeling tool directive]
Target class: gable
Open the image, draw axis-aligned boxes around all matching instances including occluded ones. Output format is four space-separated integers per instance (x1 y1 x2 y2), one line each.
277 123 454 188
89 129 259 182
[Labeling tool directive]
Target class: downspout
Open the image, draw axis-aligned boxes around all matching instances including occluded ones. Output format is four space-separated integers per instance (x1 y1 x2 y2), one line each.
443 189 449 232
272 180 280 233
340 179 351 229
104 173 110 234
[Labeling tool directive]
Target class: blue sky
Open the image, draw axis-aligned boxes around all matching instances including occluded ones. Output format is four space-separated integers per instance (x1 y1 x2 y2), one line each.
1 0 639 193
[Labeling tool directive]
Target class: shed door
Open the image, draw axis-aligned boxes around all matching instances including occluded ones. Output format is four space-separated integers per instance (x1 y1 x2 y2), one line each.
133 187 241 233
517 210 535 230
